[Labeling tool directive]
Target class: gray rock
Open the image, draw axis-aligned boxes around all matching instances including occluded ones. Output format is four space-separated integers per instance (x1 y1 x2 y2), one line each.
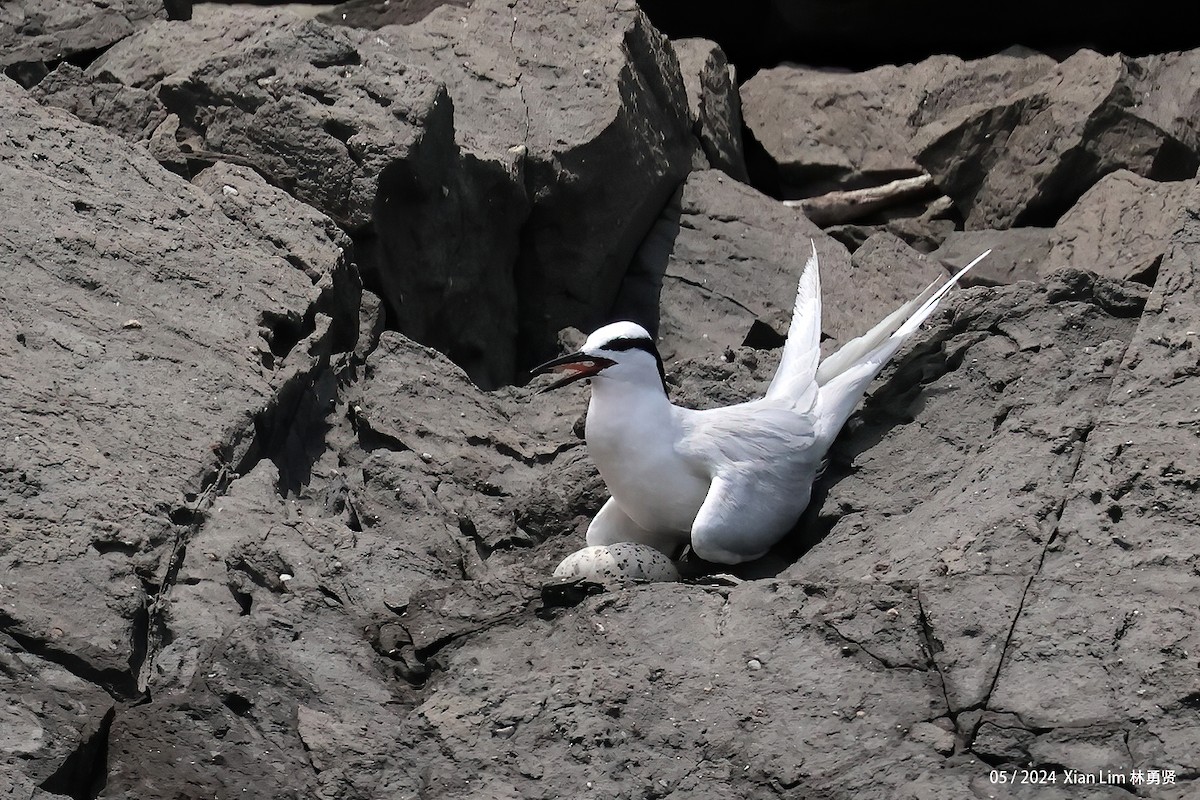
28 63 166 142
0 74 356 707
0 634 113 796
87 3 327 89
0 0 162 88
915 50 1200 229
319 0 471 29
384 0 695 368
932 172 1199 287
114 0 693 387
931 228 1052 286
5 4 1200 798
742 61 921 197
742 48 1055 198
827 195 959 255
614 171 944 370
673 38 749 181
144 16 528 388
784 269 1148 718
1133 49 1200 157
1046 170 1198 283
988 209 1200 780
191 161 361 353
156 19 448 232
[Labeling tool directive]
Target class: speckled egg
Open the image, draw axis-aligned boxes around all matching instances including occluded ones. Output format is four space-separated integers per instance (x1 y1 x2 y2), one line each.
552 542 680 583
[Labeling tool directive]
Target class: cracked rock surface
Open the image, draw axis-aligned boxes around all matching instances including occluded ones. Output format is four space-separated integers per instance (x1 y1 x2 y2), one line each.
3 3 1199 799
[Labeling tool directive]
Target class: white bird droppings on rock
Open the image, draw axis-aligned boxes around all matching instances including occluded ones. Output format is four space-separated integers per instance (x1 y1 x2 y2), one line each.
552 543 679 584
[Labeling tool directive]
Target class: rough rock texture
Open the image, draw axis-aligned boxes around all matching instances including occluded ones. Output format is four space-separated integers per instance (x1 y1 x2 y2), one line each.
1131 49 1200 156
0 75 357 705
742 49 1056 198
0 0 162 88
1047 170 1199 283
378 0 696 368
319 0 472 30
85 0 695 387
930 171 1200 286
915 50 1200 229
28 63 166 142
991 221 1200 778
931 228 1051 286
614 170 947 366
673 38 749 181
4 3 1200 799
87 3 327 89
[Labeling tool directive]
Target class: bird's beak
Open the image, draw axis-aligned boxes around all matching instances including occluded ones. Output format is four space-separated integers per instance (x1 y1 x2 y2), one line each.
529 352 616 393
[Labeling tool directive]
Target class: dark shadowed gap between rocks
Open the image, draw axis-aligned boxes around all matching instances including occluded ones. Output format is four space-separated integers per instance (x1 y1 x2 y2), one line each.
636 0 1200 76
37 706 115 800
3 42 115 90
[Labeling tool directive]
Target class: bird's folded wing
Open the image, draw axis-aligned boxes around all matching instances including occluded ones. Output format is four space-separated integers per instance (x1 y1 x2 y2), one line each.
689 465 814 563
674 403 819 472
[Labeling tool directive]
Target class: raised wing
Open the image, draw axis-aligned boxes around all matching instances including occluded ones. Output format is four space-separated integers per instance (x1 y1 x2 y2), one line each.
813 250 989 447
764 240 822 407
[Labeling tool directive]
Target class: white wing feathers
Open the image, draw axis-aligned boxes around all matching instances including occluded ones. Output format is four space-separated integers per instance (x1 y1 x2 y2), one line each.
811 249 990 448
764 241 822 407
675 403 821 563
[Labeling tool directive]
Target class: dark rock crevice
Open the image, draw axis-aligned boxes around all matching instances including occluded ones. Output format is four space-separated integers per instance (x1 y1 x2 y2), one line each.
37 705 115 800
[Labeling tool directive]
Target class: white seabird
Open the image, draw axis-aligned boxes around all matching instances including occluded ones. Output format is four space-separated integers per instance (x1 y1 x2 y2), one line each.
532 244 989 565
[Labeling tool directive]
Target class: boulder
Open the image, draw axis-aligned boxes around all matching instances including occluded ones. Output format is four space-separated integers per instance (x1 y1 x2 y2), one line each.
929 172 1200 287
615 171 945 366
673 38 749 181
28 63 166 142
5 4 1200 797
147 17 527 388
0 0 162 88
383 0 695 368
915 50 1200 229
987 208 1200 780
0 75 357 704
1132 49 1200 156
930 228 1051 286
103 0 694 386
319 0 471 29
1046 170 1198 283
87 3 327 89
742 49 1056 198
0 634 113 798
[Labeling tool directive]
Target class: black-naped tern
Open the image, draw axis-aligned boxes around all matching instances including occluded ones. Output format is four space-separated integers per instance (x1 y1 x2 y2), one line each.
532 244 989 564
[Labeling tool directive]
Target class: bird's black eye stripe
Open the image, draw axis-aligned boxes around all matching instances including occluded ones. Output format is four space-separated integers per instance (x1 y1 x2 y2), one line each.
604 336 658 355
601 336 668 393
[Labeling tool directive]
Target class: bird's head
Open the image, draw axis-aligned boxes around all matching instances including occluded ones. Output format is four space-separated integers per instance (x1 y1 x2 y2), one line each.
530 321 667 393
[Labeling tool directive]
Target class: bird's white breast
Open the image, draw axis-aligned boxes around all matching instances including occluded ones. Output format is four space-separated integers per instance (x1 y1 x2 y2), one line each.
585 383 709 535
